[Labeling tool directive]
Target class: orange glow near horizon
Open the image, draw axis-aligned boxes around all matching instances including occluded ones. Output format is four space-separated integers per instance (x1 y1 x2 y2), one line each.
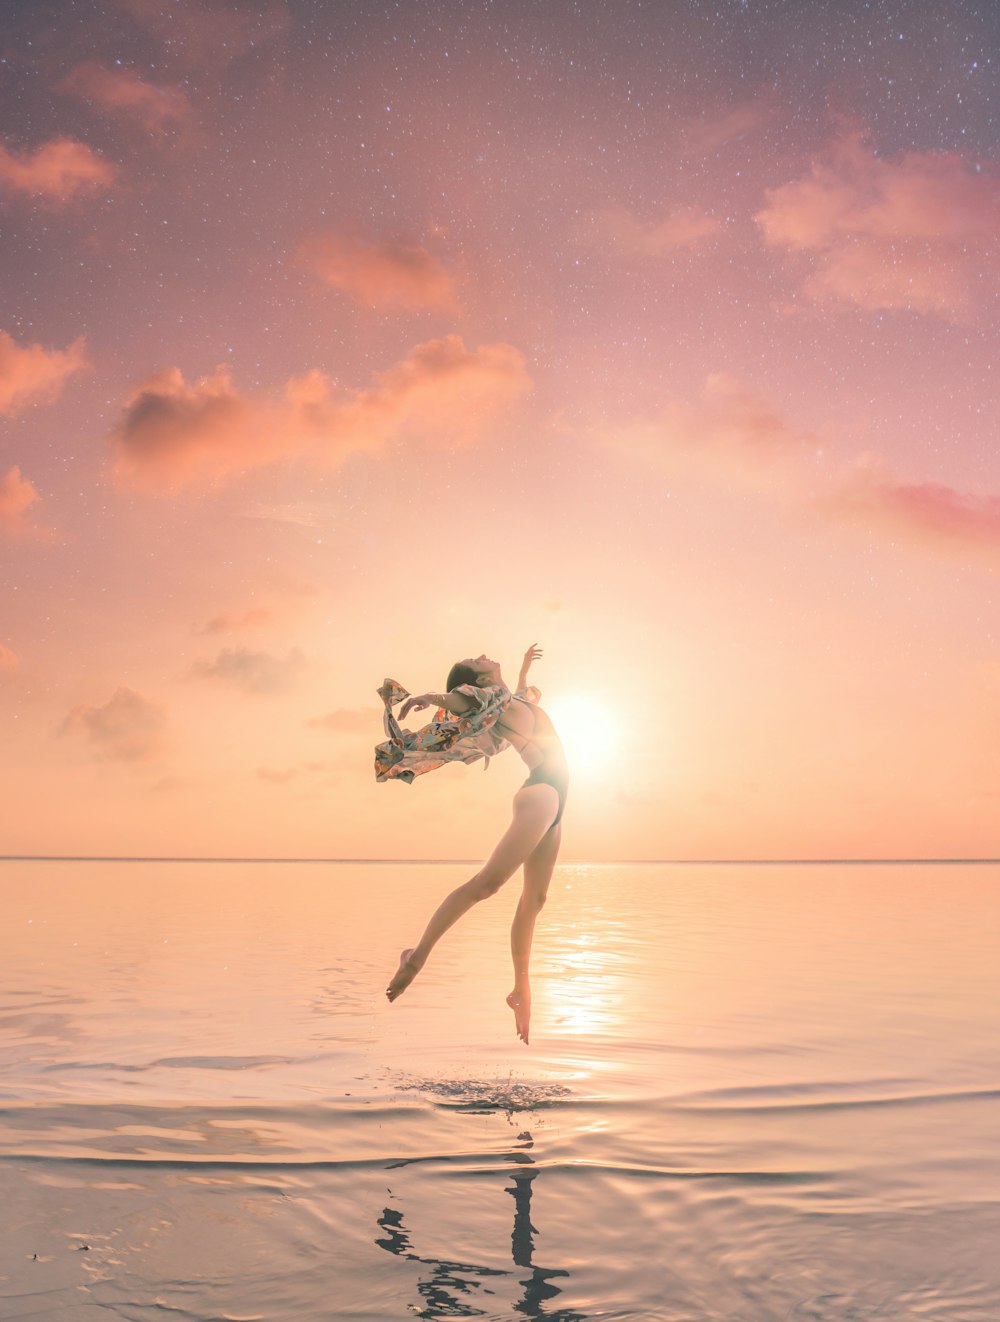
2 3 1000 861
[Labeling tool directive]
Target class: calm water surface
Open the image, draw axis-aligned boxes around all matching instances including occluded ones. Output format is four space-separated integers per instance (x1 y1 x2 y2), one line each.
1 860 999 1320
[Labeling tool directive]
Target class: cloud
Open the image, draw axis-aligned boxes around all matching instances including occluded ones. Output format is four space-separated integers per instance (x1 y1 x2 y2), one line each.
0 331 88 415
111 335 530 492
587 205 720 257
296 232 459 312
308 707 379 733
827 459 1000 560
607 373 818 489
191 645 306 694
193 607 272 635
61 687 168 762
0 137 117 203
0 466 41 534
116 0 291 69
57 62 194 139
677 90 779 156
113 366 275 490
0 644 19 671
332 334 530 448
607 375 1000 565
756 130 1000 319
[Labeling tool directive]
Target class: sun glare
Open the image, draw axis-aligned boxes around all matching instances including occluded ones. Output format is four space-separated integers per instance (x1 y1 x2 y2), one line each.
545 693 619 775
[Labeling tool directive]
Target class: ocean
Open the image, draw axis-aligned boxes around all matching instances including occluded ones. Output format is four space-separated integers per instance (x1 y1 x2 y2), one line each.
2 859 999 1320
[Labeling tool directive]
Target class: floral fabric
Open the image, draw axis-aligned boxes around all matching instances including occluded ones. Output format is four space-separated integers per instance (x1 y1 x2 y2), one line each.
374 679 540 784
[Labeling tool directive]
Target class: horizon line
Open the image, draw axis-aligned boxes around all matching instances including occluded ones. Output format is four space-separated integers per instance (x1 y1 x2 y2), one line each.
1 855 998 866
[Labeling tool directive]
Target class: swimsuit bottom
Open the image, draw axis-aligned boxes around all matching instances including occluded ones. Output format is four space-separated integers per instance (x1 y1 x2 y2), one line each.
522 761 569 828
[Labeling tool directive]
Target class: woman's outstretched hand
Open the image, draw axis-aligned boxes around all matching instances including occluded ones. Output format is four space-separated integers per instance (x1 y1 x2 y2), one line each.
399 694 434 721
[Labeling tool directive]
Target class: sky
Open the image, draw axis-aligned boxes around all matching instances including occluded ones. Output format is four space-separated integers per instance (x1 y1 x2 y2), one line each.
2 0 999 861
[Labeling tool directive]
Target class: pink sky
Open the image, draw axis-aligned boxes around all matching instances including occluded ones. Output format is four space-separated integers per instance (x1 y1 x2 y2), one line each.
2 0 999 859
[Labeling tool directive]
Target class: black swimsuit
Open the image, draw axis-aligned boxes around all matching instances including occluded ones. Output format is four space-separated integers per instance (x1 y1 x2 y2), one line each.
501 697 569 829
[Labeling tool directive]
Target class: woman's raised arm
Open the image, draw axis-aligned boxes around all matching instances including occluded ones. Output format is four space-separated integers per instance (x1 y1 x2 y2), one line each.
516 643 542 694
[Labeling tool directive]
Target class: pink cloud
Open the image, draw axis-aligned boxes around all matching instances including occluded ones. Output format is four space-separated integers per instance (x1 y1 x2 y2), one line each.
191 646 306 694
683 374 809 457
296 232 459 312
609 374 818 487
803 240 974 317
677 90 779 156
116 0 291 69
0 138 117 203
0 466 41 535
57 62 194 138
193 607 272 635
112 335 530 492
756 131 1000 319
0 331 88 415
828 460 1000 560
61 687 168 762
113 366 272 490
589 205 720 256
611 375 1000 564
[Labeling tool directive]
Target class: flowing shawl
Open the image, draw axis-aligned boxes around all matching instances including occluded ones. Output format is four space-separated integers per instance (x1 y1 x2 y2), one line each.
374 679 540 784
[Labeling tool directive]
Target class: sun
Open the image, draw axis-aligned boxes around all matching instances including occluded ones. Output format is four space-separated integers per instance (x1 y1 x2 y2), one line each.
543 692 619 775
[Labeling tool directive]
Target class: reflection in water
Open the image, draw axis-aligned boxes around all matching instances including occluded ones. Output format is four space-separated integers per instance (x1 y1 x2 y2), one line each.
375 1133 586 1320
506 1169 576 1320
375 1206 505 1318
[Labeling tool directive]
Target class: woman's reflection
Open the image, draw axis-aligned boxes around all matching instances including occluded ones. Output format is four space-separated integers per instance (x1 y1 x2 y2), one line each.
375 1134 585 1320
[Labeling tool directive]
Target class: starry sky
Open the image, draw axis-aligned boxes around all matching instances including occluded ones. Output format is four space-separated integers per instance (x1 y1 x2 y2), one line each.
2 0 999 860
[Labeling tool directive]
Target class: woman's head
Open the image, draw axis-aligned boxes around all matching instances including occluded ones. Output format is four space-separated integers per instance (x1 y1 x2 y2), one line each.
446 661 479 692
447 653 500 691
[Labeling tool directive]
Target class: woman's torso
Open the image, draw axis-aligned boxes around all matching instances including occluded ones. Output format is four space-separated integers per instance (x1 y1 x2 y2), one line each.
495 697 566 774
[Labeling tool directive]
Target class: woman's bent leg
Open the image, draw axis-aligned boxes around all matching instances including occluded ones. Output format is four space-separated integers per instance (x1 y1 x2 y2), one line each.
386 786 559 1001
507 821 561 1044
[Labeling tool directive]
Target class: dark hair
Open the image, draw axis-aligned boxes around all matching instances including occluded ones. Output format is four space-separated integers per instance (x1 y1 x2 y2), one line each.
446 661 479 692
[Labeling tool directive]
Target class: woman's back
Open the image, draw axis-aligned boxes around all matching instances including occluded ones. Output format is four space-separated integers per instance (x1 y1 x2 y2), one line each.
497 696 565 775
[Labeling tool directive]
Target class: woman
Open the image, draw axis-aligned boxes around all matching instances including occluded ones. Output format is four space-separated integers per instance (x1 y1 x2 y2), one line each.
377 644 568 1044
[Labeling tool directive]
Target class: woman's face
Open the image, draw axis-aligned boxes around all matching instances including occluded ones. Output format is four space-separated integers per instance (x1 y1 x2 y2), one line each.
464 654 500 682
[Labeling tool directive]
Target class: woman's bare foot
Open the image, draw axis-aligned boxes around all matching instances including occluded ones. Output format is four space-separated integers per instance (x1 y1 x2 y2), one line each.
506 987 531 1045
387 948 423 1001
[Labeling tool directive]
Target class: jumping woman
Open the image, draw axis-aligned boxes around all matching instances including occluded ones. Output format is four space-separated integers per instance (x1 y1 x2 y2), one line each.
375 644 568 1045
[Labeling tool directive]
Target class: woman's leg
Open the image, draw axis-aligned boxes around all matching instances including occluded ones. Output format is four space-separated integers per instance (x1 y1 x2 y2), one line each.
386 785 559 1001
507 821 561 1044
